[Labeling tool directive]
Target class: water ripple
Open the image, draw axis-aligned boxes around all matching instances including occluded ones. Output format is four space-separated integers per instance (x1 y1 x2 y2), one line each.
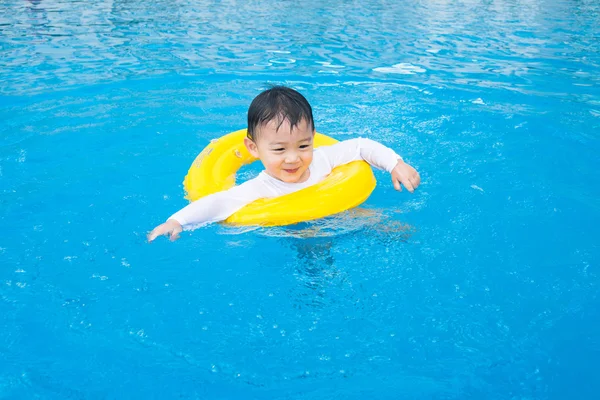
0 0 598 101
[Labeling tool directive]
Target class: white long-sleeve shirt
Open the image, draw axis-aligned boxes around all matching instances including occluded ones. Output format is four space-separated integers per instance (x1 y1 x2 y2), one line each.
170 138 401 227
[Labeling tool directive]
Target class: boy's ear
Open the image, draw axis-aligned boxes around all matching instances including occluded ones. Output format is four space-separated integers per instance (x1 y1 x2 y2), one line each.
244 137 259 158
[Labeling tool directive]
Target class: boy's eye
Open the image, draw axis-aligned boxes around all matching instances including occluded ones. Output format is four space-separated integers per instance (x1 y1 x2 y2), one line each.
272 148 285 152
299 144 311 149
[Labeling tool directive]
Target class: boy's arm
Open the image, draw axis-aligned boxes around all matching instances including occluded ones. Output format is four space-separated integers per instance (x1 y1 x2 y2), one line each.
320 138 420 192
148 179 266 242
320 138 401 172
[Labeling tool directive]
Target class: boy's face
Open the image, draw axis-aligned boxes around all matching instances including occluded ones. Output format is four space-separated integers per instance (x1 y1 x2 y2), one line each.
244 118 315 183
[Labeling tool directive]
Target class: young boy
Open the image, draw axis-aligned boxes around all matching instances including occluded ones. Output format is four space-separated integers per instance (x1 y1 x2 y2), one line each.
148 86 420 242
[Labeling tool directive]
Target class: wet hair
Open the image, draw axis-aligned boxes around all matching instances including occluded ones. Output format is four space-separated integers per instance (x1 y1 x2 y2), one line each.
247 86 315 141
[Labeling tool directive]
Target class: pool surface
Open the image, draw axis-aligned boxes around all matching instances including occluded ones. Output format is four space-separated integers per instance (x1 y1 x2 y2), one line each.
1 0 599 398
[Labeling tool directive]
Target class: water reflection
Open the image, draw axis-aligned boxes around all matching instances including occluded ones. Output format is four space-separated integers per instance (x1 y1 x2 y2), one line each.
289 236 337 309
219 207 413 308
282 209 414 309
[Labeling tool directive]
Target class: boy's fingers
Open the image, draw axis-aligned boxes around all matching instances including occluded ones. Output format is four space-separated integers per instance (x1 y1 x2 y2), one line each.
147 230 158 242
410 176 420 190
148 225 171 242
403 178 415 193
393 177 401 191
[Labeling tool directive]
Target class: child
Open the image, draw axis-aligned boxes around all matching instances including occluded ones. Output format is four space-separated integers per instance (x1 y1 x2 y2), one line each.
148 86 420 242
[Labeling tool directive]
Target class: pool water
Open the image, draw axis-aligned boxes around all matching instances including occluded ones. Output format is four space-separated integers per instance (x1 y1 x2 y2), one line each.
1 0 599 398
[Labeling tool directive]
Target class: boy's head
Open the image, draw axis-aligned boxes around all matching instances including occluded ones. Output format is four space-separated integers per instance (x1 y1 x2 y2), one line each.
244 86 316 184
246 86 315 142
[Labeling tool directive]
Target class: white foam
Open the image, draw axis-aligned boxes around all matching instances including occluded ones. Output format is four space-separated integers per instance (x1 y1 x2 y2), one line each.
373 63 426 75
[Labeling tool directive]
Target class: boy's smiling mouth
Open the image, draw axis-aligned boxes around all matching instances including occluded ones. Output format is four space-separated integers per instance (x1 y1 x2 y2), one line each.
283 167 300 174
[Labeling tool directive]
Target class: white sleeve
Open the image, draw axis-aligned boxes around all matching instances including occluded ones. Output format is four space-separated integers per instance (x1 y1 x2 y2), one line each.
318 138 402 172
169 178 267 228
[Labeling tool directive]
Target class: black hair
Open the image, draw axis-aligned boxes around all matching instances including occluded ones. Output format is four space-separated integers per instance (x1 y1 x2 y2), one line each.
247 86 315 141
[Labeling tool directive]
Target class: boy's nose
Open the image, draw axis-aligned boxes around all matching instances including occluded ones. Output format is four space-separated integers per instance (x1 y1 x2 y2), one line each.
284 151 300 163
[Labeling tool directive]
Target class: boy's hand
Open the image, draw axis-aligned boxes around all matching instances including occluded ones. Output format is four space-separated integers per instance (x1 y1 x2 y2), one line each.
147 219 183 242
391 160 420 193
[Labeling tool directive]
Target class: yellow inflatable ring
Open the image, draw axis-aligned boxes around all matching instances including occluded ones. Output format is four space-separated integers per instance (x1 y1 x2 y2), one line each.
183 129 376 226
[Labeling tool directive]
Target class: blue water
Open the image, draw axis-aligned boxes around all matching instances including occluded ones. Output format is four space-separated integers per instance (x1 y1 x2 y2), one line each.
1 0 599 398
